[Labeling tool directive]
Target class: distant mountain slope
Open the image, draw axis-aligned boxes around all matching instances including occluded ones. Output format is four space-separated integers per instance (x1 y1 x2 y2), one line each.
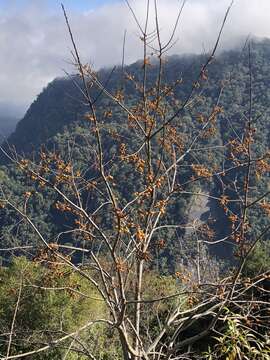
5 78 84 154
1 54 204 156
3 39 270 158
0 40 269 265
0 116 18 139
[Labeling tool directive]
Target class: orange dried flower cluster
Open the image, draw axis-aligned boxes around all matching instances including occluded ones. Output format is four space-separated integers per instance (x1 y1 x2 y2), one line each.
228 214 238 223
229 139 248 157
256 158 270 179
74 219 93 241
55 201 72 213
232 231 242 243
115 208 127 219
156 239 166 249
175 270 191 284
154 176 164 188
24 191 32 198
142 57 151 68
84 112 95 122
196 113 205 123
48 243 59 251
85 180 97 191
114 90 125 102
136 228 145 242
219 195 230 214
161 126 184 154
198 223 215 240
115 257 128 272
192 164 212 178
228 213 238 230
147 172 154 184
0 200 5 209
260 201 270 217
19 158 30 170
26 151 77 187
125 72 135 81
136 250 151 261
209 106 223 122
201 126 217 139
103 110 112 118
34 246 69 268
219 195 229 206
155 200 167 215
123 153 145 173
187 296 198 307
136 158 145 173
119 224 130 234
133 175 165 205
119 143 127 160
134 187 153 201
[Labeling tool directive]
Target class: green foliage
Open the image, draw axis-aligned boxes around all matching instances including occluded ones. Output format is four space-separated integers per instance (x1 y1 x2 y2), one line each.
0 257 112 359
0 258 185 359
204 311 270 360
243 240 270 276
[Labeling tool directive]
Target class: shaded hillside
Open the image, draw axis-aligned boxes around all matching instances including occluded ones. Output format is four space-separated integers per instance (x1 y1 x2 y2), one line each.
2 54 207 156
0 116 18 139
3 40 270 158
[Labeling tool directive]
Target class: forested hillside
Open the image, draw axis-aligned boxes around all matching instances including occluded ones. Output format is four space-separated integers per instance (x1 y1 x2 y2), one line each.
1 40 270 259
2 39 270 155
0 37 269 359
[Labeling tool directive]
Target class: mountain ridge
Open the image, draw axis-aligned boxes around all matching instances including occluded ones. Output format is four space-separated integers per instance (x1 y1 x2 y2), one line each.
4 39 270 159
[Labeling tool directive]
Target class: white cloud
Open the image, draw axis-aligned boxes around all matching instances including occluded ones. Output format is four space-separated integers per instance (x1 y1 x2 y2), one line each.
0 0 269 118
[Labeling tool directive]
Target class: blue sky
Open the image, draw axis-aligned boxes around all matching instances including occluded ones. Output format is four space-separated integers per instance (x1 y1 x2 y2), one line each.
51 0 121 11
0 0 121 11
62 0 121 10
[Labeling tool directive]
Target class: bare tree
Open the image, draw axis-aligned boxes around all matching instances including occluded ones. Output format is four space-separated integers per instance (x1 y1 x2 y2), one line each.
0 1 269 359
